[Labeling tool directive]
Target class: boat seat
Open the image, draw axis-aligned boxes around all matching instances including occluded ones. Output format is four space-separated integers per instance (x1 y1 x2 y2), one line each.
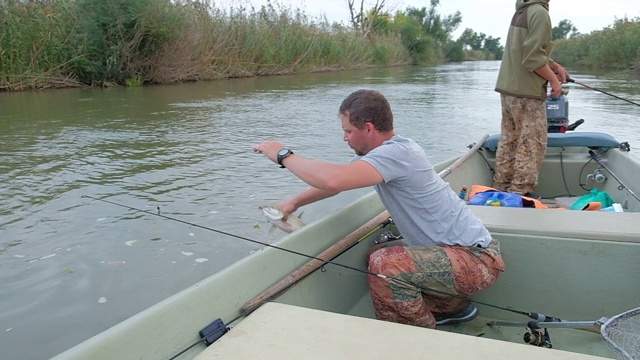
482 132 621 152
194 302 609 360
469 206 640 243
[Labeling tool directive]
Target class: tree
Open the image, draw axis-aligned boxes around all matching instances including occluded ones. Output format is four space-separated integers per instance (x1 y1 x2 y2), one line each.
459 29 485 50
405 0 461 45
456 29 504 60
552 19 579 40
347 0 389 38
482 36 504 60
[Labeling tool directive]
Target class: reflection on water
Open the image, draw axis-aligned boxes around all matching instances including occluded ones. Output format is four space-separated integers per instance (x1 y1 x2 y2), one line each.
1 61 639 359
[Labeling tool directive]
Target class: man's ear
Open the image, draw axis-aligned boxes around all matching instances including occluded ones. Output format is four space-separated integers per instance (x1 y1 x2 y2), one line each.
366 121 375 133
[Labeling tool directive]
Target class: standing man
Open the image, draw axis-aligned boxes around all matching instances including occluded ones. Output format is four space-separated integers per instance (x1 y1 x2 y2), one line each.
494 0 570 196
253 90 505 328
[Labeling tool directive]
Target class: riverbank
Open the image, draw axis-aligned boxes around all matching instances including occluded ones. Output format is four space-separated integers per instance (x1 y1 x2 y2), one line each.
0 0 413 91
1 1 638 92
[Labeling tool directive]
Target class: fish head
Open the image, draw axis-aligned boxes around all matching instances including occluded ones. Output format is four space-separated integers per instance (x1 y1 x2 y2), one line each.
259 205 284 222
259 206 305 233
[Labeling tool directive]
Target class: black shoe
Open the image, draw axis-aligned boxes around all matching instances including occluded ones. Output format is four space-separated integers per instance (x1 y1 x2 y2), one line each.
434 304 478 326
523 192 541 199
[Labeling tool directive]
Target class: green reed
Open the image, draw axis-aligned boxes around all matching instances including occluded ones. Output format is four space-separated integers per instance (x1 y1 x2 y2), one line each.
0 0 80 90
0 0 412 91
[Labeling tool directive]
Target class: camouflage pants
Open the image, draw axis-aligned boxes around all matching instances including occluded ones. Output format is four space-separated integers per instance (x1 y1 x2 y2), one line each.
493 94 548 195
367 239 505 328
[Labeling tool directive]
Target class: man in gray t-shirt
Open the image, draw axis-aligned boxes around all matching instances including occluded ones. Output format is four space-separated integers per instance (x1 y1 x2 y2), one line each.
357 135 490 248
253 89 505 329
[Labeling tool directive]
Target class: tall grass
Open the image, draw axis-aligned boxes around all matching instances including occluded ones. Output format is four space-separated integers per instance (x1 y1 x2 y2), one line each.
127 1 412 83
0 0 82 90
0 0 411 91
553 17 640 74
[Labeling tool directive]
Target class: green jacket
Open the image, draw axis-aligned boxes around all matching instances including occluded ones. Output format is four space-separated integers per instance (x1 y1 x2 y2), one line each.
495 0 552 100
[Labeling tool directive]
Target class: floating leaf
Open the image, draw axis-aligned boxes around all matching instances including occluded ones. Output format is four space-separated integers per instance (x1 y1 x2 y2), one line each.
65 268 75 273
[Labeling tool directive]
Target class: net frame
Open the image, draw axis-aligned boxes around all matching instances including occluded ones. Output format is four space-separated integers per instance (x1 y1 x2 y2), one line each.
488 306 640 359
601 307 640 360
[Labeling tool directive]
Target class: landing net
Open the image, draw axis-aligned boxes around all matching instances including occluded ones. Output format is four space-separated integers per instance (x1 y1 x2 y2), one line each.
601 307 640 360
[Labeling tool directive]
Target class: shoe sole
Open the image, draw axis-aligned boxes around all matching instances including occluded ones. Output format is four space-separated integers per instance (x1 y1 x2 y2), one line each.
435 306 478 326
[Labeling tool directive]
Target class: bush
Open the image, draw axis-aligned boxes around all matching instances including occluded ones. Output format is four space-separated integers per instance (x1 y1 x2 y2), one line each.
554 17 640 71
400 20 439 64
72 0 180 85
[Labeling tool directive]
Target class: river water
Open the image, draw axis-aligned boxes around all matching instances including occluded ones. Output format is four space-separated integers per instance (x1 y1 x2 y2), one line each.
1 61 639 359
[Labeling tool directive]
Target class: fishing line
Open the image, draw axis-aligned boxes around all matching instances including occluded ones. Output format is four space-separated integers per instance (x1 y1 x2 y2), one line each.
85 194 585 356
82 194 531 317
82 195 372 276
168 222 388 360
87 193 570 359
166 308 249 360
568 77 640 107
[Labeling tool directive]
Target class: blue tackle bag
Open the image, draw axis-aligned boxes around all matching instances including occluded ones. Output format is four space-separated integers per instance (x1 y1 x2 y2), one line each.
468 191 523 208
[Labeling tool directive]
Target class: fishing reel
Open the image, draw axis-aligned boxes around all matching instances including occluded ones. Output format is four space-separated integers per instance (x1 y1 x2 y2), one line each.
523 322 552 348
376 231 402 244
586 168 607 183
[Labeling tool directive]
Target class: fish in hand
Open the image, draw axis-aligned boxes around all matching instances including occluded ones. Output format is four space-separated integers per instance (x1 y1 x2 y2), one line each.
259 205 304 233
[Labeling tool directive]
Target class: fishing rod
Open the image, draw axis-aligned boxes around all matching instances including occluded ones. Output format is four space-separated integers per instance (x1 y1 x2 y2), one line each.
85 193 585 356
567 77 640 107
171 213 395 360
80 194 532 318
589 150 640 203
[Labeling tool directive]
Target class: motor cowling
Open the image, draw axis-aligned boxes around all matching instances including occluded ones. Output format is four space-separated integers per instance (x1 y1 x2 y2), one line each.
546 95 569 133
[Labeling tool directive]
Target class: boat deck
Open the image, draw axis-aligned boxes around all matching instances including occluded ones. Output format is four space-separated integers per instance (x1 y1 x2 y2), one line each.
194 302 610 360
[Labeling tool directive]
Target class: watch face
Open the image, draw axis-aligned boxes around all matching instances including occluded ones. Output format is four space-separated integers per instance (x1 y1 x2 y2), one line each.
278 148 289 156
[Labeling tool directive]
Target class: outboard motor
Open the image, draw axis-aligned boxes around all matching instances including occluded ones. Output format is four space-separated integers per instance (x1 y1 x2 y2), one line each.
546 94 569 133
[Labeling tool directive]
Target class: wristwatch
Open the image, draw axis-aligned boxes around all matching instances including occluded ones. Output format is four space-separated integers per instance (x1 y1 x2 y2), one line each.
277 148 294 168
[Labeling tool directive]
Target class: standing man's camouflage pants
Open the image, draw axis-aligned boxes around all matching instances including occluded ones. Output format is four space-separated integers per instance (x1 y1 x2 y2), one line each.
493 94 548 195
367 239 505 328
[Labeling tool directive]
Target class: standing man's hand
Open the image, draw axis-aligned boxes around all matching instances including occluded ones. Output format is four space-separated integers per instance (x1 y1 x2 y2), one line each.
550 61 570 83
550 62 569 97
535 63 566 98
550 80 563 97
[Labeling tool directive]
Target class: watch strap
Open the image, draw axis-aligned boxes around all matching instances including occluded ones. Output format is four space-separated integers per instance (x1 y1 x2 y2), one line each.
277 149 294 168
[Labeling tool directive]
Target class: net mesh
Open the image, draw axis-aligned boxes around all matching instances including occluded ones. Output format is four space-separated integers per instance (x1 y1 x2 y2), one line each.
601 307 640 360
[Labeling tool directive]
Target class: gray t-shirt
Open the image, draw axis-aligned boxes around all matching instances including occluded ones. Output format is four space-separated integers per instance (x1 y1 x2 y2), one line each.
357 135 491 247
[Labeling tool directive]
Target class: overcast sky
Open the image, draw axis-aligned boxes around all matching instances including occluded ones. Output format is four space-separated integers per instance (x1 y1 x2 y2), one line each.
223 0 639 43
